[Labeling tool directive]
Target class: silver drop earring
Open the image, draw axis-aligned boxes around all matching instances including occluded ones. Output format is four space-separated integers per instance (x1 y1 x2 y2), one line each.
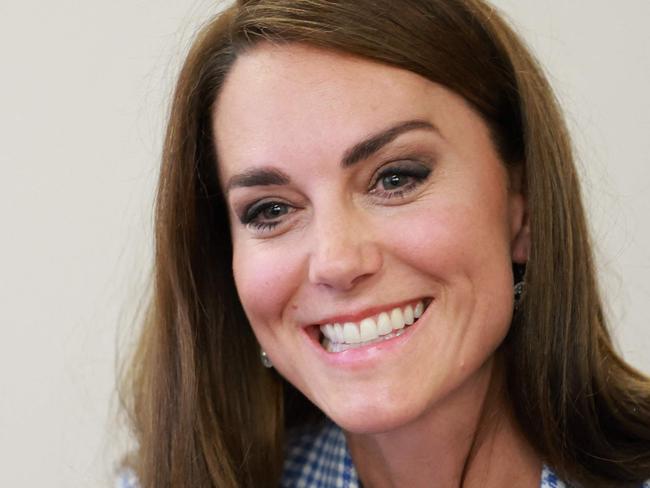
260 350 273 368
513 263 526 309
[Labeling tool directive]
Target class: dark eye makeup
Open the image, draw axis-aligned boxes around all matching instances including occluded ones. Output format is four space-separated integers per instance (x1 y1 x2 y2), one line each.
237 159 433 233
240 200 293 227
368 160 432 199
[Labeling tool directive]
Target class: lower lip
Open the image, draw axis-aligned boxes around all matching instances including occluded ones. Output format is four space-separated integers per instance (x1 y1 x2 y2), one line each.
302 304 431 369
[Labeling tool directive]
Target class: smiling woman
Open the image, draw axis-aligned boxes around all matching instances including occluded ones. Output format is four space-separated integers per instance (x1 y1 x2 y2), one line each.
119 1 650 487
217 48 528 450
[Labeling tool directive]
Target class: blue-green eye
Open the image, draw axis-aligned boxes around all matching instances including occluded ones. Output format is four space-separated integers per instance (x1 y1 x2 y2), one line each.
260 203 288 220
241 200 293 230
371 162 431 198
381 173 409 189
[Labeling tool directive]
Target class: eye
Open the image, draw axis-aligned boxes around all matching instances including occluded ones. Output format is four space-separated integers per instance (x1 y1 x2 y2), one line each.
380 173 410 190
240 200 295 232
258 203 289 220
370 161 431 199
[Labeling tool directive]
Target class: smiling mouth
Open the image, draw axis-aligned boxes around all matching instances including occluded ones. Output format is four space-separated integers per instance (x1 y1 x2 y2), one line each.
316 298 432 353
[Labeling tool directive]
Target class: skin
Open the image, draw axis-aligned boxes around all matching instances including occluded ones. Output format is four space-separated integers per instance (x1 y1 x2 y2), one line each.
213 43 536 487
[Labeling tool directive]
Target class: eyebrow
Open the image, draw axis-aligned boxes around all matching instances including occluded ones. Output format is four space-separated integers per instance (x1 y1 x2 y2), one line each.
342 119 438 167
225 119 438 193
225 167 290 193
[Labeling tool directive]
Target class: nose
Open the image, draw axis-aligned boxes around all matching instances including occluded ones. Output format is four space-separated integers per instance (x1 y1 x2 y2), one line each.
307 208 382 291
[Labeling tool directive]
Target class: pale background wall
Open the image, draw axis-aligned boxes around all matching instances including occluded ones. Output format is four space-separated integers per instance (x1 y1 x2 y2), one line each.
0 1 648 486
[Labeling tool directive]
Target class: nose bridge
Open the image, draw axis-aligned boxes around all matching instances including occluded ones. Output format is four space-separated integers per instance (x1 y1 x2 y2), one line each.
308 199 381 290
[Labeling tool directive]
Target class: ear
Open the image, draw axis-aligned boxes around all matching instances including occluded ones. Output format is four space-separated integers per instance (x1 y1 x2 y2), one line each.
508 165 530 264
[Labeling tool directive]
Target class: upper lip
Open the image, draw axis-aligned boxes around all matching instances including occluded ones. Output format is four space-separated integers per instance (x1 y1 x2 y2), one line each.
306 297 432 326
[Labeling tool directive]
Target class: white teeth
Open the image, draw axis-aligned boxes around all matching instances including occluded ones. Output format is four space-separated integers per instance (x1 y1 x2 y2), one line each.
334 323 344 342
318 300 428 349
404 305 414 325
359 317 378 342
390 307 405 330
343 322 361 343
324 324 335 340
376 312 392 336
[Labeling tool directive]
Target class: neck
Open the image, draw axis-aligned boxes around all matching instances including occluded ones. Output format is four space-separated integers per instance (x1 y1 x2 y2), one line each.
344 356 541 488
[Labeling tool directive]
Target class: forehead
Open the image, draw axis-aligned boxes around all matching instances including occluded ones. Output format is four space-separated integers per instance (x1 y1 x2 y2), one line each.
212 43 489 178
215 43 434 117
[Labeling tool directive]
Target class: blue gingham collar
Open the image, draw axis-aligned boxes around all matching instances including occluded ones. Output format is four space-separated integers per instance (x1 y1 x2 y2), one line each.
281 418 568 488
282 418 360 487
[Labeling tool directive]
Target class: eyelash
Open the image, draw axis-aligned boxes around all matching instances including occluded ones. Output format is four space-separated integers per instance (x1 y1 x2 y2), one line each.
369 162 431 199
240 161 432 232
241 200 294 230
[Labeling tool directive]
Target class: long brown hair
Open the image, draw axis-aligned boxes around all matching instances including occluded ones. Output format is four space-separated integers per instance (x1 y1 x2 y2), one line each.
120 1 650 486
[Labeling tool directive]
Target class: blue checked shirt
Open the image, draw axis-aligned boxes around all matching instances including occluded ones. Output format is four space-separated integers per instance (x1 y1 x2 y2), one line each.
280 419 650 488
116 419 650 487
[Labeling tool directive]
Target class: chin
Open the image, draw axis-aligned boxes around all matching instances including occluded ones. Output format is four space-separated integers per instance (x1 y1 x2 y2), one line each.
331 411 417 435
322 389 433 435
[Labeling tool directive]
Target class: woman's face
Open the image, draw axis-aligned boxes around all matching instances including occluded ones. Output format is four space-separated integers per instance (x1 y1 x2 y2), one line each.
214 44 529 433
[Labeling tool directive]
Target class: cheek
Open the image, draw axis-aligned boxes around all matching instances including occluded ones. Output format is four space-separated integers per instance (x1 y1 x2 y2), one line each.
380 192 515 338
232 238 304 333
382 196 512 273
